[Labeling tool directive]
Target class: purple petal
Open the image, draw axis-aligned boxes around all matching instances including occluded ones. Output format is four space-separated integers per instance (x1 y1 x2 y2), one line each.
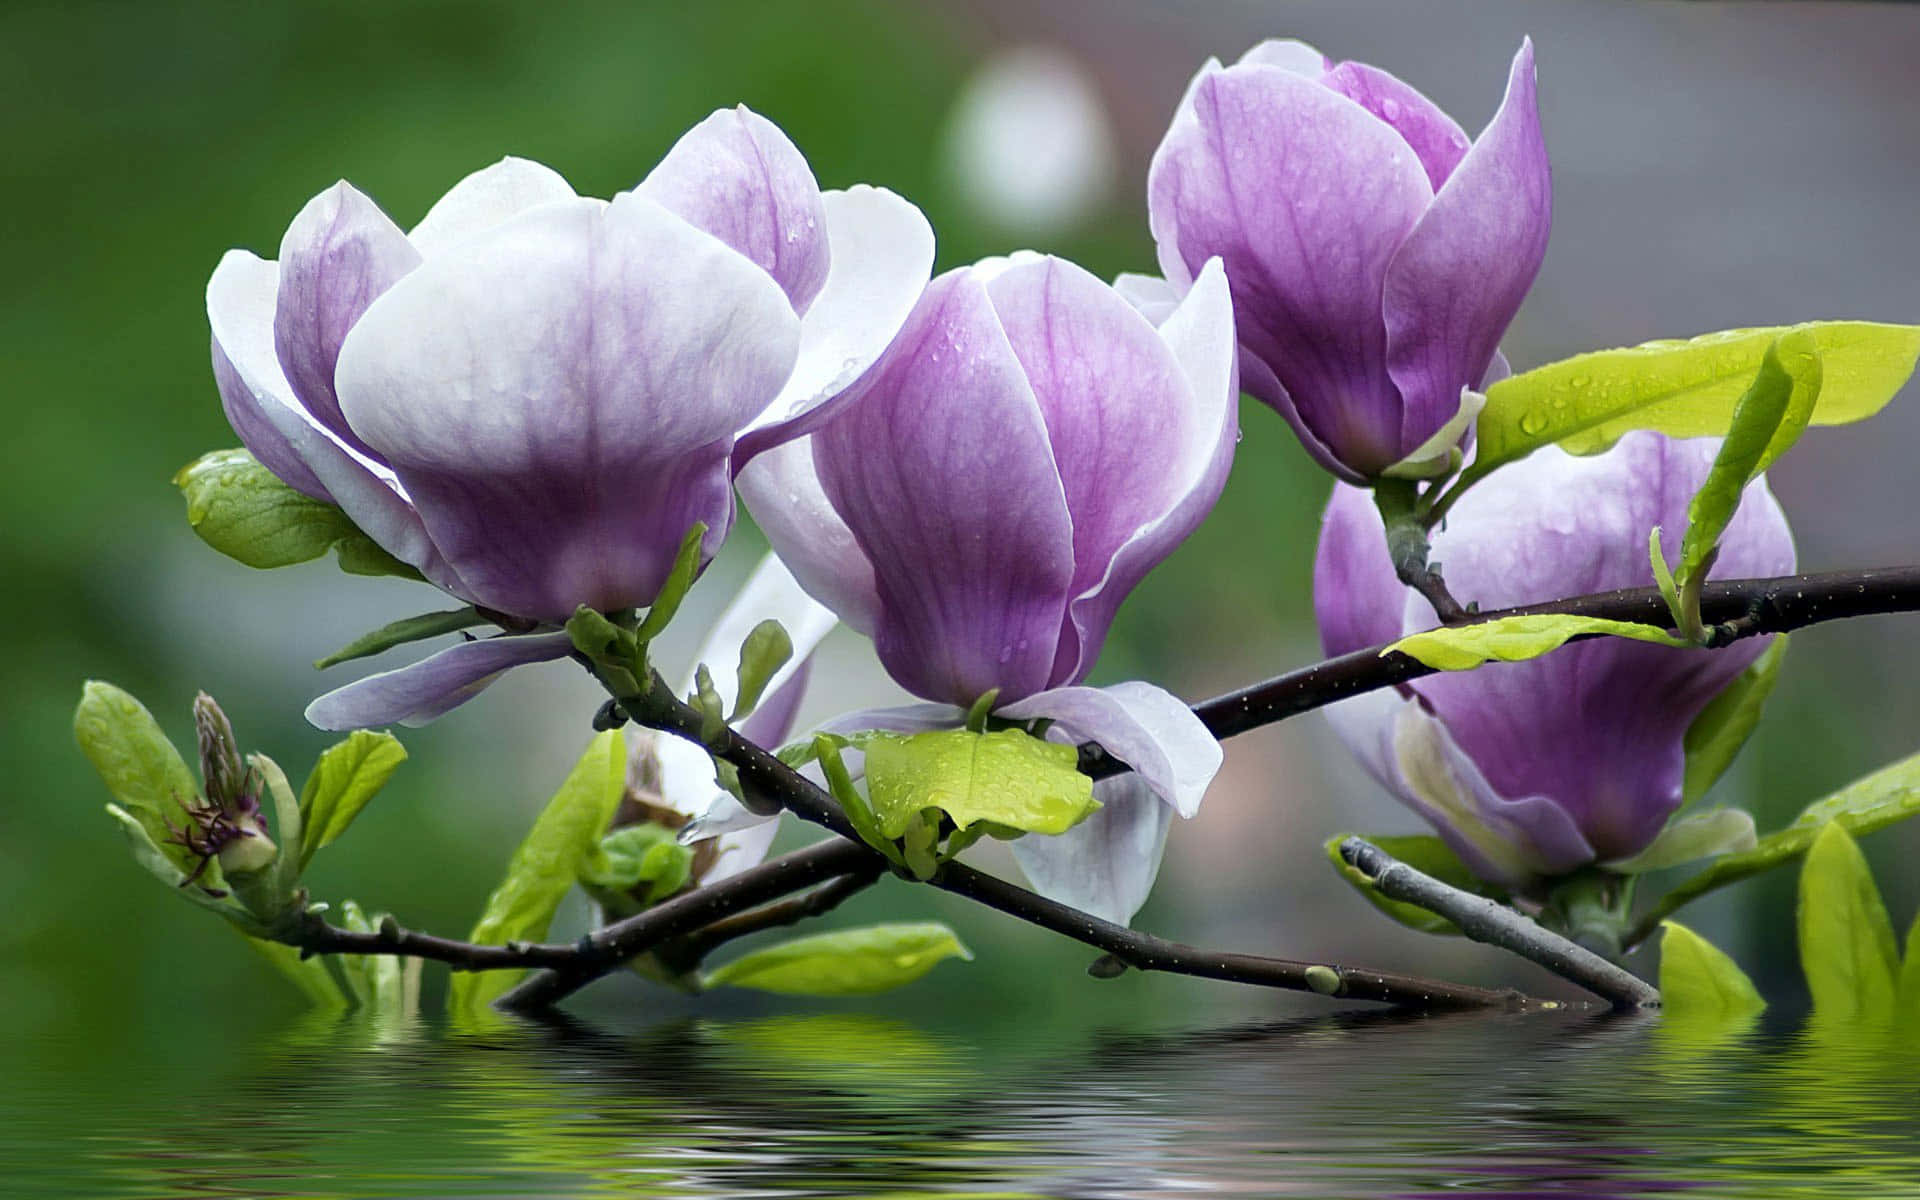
406 157 577 257
207 252 331 500
811 271 1075 706
815 703 967 741
274 182 421 458
999 680 1219 818
639 105 831 314
334 193 801 622
737 436 883 637
1321 62 1471 191
1383 40 1551 458
1148 64 1432 476
1312 482 1407 658
208 250 464 590
1010 773 1173 926
1324 688 1597 885
733 185 936 460
1056 257 1241 683
305 631 573 730
1410 436 1792 860
983 256 1223 682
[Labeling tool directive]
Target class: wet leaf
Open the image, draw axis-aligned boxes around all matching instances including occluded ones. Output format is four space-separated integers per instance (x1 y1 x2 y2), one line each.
1387 614 1690 671
862 728 1097 838
174 448 419 579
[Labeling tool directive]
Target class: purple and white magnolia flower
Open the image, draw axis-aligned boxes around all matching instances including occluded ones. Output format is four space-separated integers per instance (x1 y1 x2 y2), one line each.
204 108 933 731
737 251 1238 924
1314 432 1796 890
1136 39 1550 482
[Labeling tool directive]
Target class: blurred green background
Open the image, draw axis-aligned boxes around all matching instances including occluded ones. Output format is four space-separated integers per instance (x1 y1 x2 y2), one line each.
7 0 1920 1078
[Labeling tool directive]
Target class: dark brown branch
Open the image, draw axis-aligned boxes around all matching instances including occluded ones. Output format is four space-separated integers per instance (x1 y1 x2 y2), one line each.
492 674 1552 1012
653 867 885 974
1339 838 1659 1010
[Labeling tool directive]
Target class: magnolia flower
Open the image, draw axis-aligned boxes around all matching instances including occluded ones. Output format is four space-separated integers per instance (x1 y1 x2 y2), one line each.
1137 39 1550 482
617 553 838 893
204 108 933 731
1314 432 1795 889
737 252 1237 924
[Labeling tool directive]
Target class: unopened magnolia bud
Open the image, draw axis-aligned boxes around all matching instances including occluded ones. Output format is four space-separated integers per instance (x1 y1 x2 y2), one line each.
194 692 246 810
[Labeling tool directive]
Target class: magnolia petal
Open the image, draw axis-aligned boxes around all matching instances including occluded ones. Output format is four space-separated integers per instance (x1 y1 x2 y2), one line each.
815 702 966 738
1149 63 1433 475
639 106 831 314
737 436 884 637
678 552 837 715
274 181 421 457
1010 773 1173 926
406 157 577 257
811 270 1075 705
1321 61 1471 191
1111 272 1181 325
1235 39 1330 75
1383 40 1550 459
304 631 573 730
734 185 937 459
208 250 459 588
1312 483 1407 658
983 255 1204 681
999 680 1218 818
1058 257 1240 683
336 193 801 621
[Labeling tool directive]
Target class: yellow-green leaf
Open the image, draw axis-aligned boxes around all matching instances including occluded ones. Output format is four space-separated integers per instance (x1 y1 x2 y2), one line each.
699 922 972 996
175 447 420 579
1386 614 1691 671
1798 823 1899 1027
1470 320 1920 482
862 728 1097 838
297 730 408 870
1660 921 1765 1022
448 729 625 1016
74 682 202 876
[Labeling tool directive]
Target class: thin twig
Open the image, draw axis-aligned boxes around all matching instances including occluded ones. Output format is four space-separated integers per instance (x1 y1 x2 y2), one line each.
654 868 885 974
1338 838 1660 1010
293 914 583 971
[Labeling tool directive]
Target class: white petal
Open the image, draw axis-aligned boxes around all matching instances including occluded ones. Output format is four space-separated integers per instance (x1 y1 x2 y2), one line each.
735 186 936 451
1010 773 1172 926
998 681 1220 818
1111 271 1182 325
1236 39 1330 75
737 436 883 637
406 157 577 257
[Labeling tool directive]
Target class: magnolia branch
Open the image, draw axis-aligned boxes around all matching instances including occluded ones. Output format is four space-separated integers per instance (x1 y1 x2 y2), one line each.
1337 837 1659 1009
279 563 1920 1011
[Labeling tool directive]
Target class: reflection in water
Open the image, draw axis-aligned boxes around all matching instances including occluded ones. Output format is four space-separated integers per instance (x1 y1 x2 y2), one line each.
7 1008 1920 1197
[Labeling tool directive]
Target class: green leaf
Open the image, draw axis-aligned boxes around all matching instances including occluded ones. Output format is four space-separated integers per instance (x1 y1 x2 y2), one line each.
863 728 1097 839
74 681 202 876
579 823 695 913
634 522 708 642
314 607 490 670
1673 333 1821 591
1632 749 1920 939
1799 822 1899 1027
1604 809 1758 874
1898 912 1920 1032
246 752 303 928
175 448 421 579
699 922 972 996
1387 614 1691 671
297 731 407 871
730 618 793 722
242 934 349 1010
1681 635 1789 809
813 735 909 872
1659 921 1765 1021
1324 833 1505 936
1468 321 1920 484
448 730 626 1016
